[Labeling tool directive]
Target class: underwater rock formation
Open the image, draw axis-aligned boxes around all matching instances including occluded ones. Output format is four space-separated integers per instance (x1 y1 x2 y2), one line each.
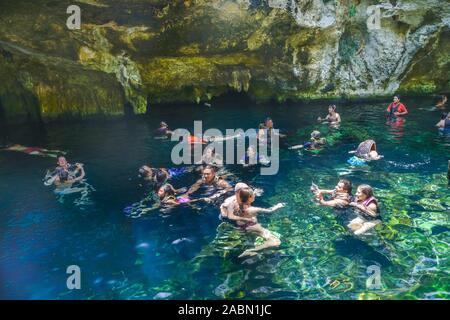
0 0 449 122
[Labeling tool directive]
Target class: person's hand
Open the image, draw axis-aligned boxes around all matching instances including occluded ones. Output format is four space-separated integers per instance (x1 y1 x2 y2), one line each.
253 188 264 197
349 202 357 207
203 197 213 203
272 203 285 211
247 216 257 223
317 117 322 121
394 112 400 116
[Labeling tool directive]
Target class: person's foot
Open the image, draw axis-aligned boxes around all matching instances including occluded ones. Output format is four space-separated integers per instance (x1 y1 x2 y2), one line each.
238 250 258 258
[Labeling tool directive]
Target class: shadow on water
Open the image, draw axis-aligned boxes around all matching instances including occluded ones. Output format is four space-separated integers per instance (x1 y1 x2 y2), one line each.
333 235 392 267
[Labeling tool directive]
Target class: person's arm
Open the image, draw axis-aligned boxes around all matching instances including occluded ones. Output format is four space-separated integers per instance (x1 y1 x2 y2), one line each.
217 179 232 191
350 202 378 217
334 114 341 123
185 179 203 196
436 120 444 128
220 206 254 222
246 203 285 215
395 105 408 116
72 166 85 182
318 198 347 208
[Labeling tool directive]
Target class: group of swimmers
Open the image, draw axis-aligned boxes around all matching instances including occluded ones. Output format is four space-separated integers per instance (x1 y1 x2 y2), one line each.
1 94 448 258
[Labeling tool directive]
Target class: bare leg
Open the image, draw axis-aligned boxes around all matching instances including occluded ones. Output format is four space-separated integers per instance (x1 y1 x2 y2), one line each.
348 217 381 235
238 224 281 258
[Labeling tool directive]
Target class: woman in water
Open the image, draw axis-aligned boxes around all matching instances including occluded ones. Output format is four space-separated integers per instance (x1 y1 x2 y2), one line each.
221 186 285 258
386 95 408 117
436 112 450 130
318 105 341 126
139 165 187 192
240 145 270 167
289 130 326 150
348 185 381 235
2 144 65 158
312 179 352 208
436 95 447 109
348 139 383 164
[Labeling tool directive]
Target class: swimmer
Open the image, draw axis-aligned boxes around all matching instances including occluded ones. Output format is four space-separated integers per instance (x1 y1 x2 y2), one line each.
220 187 284 258
45 155 85 187
318 105 341 125
157 184 193 206
220 182 264 220
138 165 187 193
349 139 383 161
436 112 450 130
386 95 408 117
257 117 287 143
196 147 223 166
240 145 270 166
312 179 352 208
436 95 447 108
348 185 381 235
183 165 232 201
155 121 173 138
2 144 65 158
289 130 326 150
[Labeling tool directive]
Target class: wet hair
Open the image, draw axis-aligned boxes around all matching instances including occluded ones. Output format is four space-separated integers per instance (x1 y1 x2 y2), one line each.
155 169 168 184
358 184 374 199
203 165 216 173
238 187 254 204
339 179 352 194
160 121 168 127
394 94 401 100
139 166 152 177
160 184 175 197
329 105 337 111
441 112 448 120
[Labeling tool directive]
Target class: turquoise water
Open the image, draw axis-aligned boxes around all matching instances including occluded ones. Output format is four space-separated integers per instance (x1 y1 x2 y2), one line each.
0 99 449 299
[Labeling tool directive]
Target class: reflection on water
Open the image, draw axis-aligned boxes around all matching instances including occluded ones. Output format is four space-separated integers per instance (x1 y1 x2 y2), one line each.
0 99 449 299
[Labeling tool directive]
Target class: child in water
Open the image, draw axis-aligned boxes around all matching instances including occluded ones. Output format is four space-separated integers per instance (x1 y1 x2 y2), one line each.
348 185 381 235
289 130 326 150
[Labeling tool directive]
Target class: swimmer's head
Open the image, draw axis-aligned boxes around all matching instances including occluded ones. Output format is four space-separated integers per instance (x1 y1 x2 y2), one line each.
311 131 321 139
202 165 216 183
205 147 215 158
328 105 337 113
158 184 175 199
160 121 168 128
356 184 374 201
139 165 153 177
57 155 67 167
239 187 255 205
155 169 168 184
336 179 352 194
441 112 448 120
393 95 400 102
247 145 256 157
234 182 249 193
265 117 273 128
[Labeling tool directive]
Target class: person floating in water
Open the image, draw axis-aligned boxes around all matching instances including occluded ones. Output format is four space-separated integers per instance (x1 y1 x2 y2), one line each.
347 139 383 165
436 112 450 130
311 179 352 208
348 184 381 235
220 185 284 258
2 144 65 158
318 105 341 126
386 95 408 118
197 147 223 167
289 130 326 150
157 184 192 206
44 155 86 188
240 145 270 167
155 121 173 138
436 95 447 109
183 165 232 202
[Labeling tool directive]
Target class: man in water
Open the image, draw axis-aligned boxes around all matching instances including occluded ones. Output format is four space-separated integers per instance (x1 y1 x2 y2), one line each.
257 117 286 143
386 95 408 117
312 179 352 208
184 165 232 200
318 105 341 126
155 121 173 138
45 155 85 186
436 112 450 130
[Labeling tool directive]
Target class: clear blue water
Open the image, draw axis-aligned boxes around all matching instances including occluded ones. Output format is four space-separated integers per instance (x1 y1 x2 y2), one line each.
0 99 449 299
